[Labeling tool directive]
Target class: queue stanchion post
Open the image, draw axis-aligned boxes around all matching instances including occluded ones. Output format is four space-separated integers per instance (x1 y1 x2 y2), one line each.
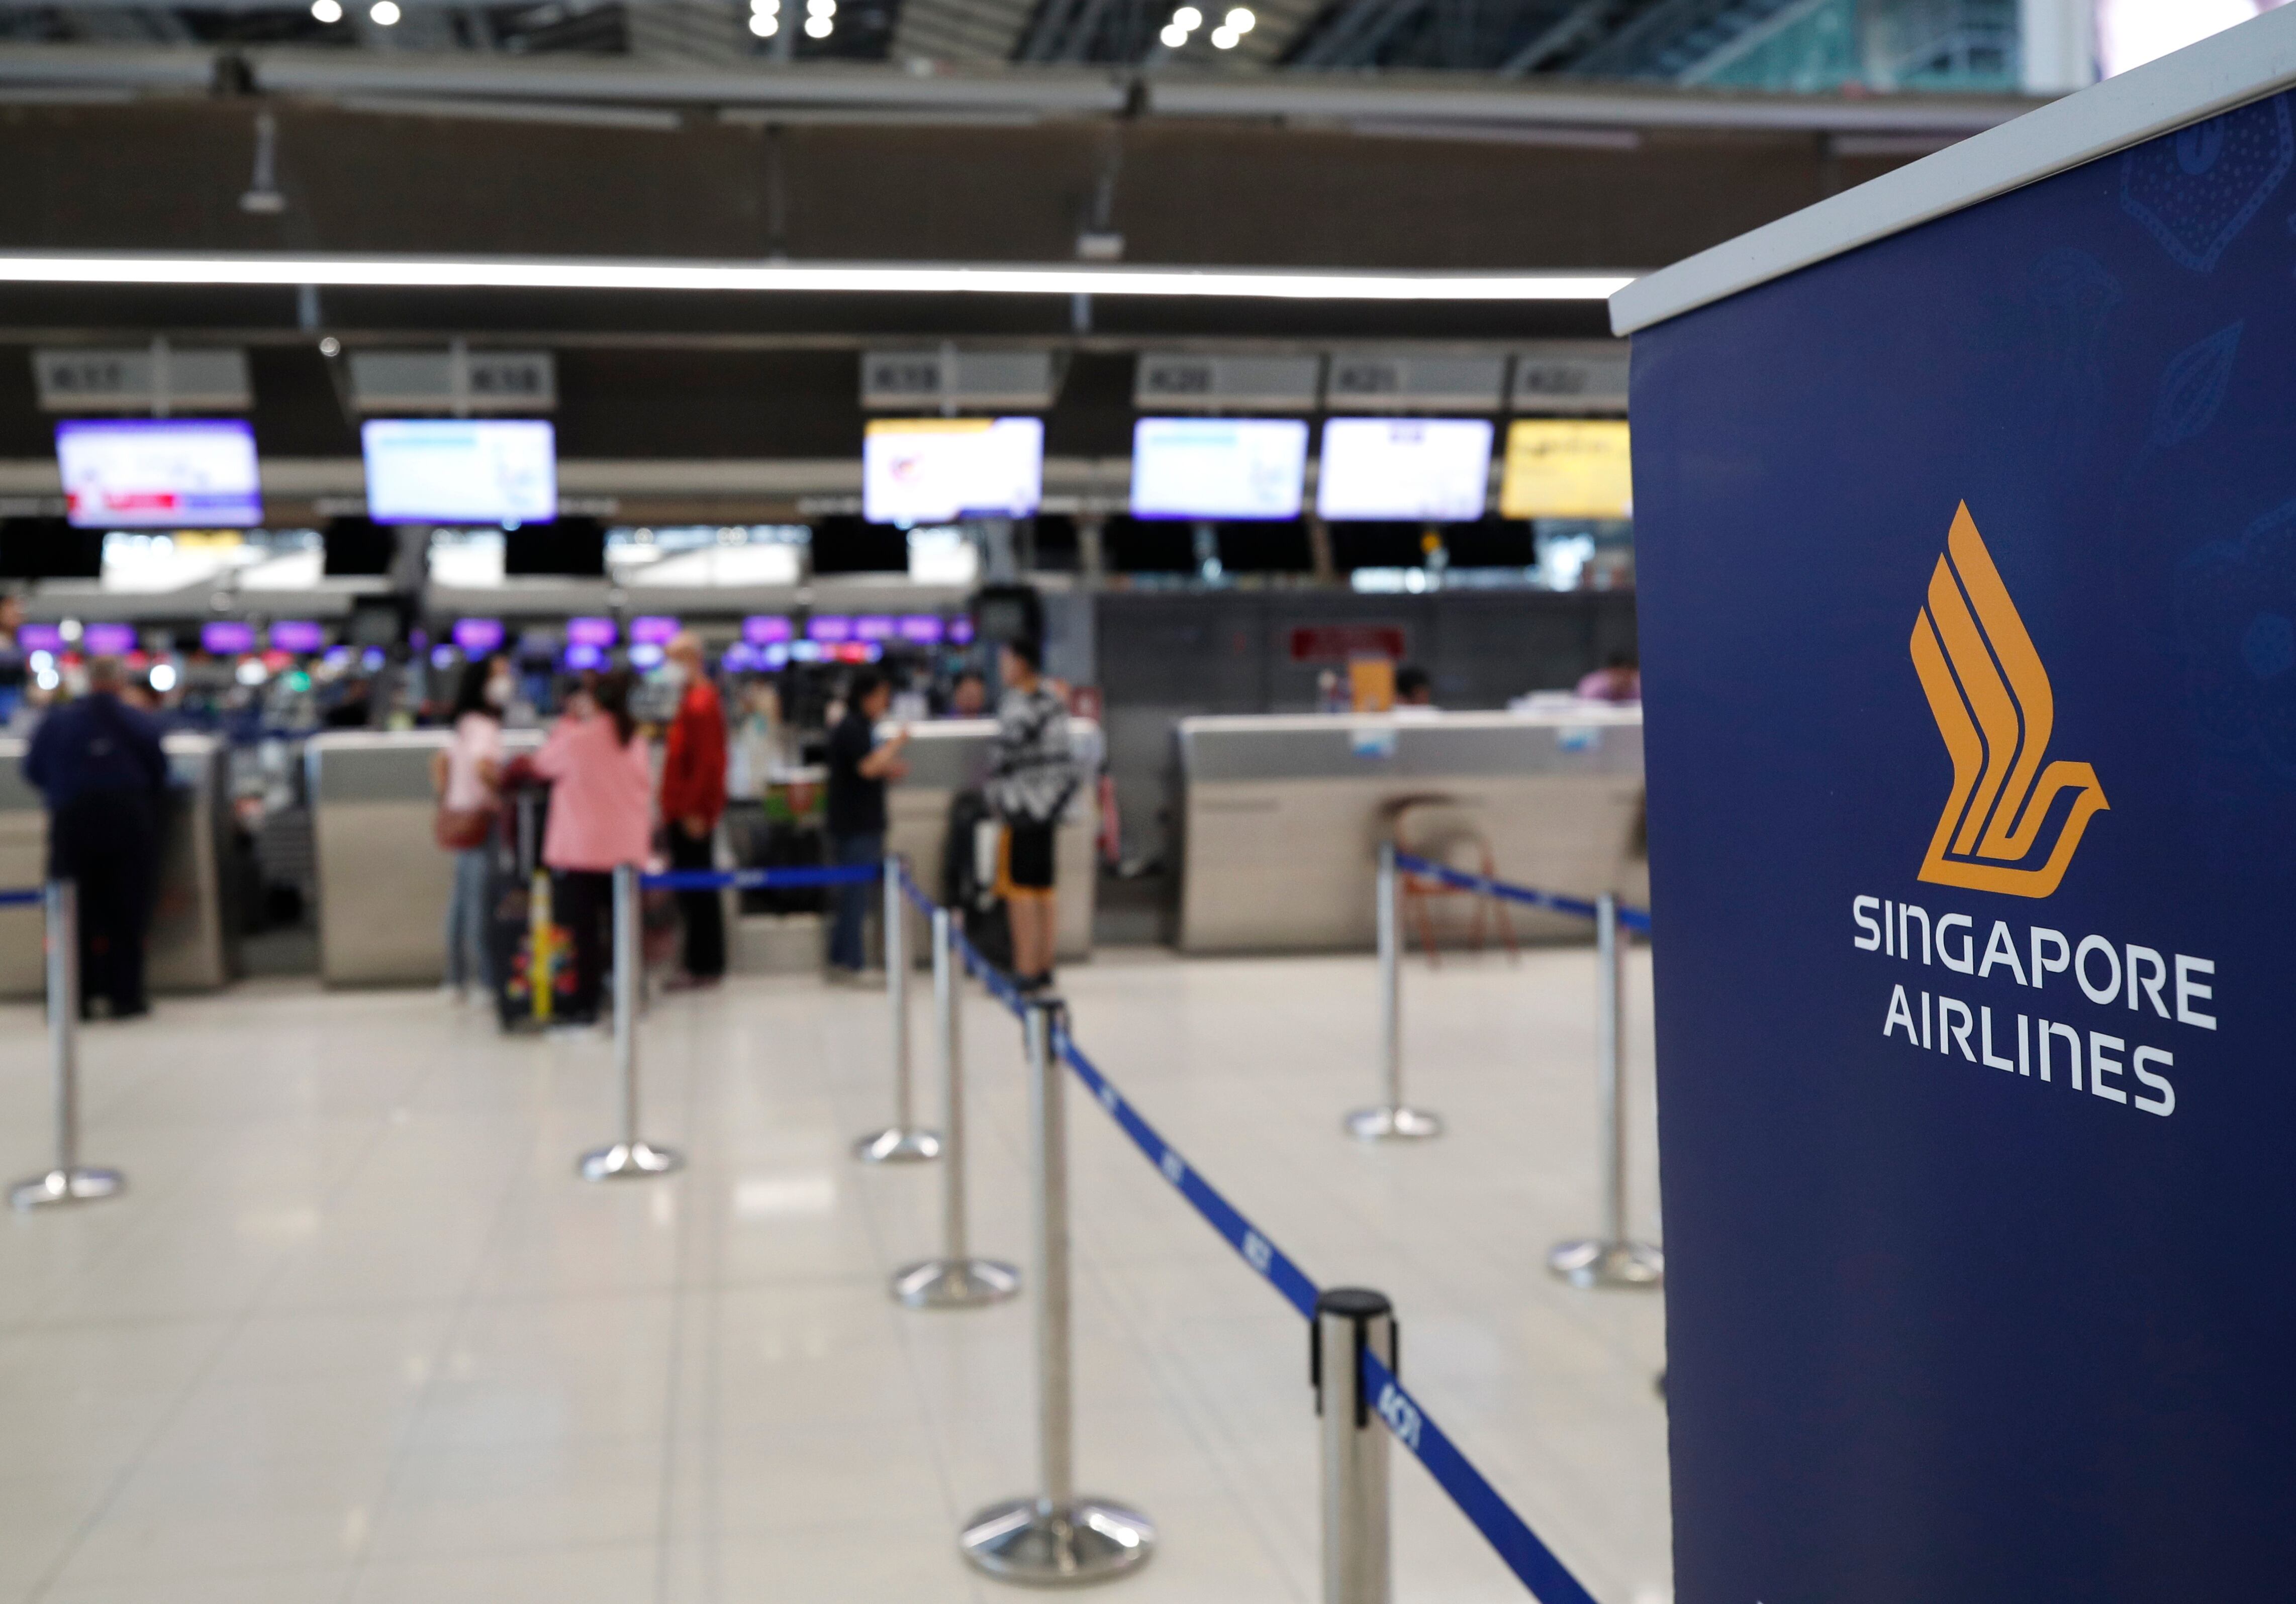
577 863 684 1181
1347 842 1441 1142
893 905 1019 1308
854 854 940 1164
961 998 1155 1584
1547 892 1662 1289
1314 1287 1397 1604
11 880 124 1210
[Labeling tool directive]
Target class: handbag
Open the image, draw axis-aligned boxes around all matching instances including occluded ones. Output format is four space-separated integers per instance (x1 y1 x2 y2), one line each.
435 806 495 851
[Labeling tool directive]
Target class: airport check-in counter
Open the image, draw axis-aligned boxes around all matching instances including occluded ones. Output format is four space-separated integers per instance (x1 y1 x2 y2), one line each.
886 718 1099 964
0 731 237 995
308 729 542 987
1176 709 1645 954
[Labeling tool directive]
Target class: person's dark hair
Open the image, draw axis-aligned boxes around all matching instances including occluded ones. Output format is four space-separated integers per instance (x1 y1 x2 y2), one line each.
1605 651 1637 670
594 668 638 745
849 668 887 705
1003 636 1042 673
450 656 502 722
1394 664 1431 700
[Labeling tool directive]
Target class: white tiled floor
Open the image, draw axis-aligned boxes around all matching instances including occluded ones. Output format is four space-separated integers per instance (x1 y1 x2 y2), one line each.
0 943 1668 1604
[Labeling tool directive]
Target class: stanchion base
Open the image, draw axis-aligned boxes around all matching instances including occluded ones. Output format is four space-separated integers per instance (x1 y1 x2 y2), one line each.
1547 1238 1664 1290
892 1257 1020 1309
576 1141 685 1182
852 1127 942 1164
9 1166 124 1211
961 1496 1156 1586
1344 1105 1443 1142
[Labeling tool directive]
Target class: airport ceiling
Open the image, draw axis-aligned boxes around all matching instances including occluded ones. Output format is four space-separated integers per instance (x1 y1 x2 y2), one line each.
0 0 1996 78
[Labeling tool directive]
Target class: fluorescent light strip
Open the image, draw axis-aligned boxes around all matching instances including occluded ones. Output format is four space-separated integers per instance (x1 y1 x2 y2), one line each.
0 253 1634 302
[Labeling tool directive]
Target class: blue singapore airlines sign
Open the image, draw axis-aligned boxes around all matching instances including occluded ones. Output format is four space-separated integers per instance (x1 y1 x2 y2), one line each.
1630 91 2296 1601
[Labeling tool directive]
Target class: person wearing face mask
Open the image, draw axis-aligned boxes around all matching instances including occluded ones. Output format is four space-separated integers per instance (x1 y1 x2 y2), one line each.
658 631 728 989
432 654 509 1003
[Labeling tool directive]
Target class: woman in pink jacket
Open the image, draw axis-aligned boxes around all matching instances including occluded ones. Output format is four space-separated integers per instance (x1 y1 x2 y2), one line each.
532 670 652 1025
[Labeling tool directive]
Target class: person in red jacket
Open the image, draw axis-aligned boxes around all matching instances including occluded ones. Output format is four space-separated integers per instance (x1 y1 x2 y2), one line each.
660 632 729 988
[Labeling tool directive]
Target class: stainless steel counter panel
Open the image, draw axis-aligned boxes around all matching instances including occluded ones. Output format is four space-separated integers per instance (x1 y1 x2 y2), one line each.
308 729 541 988
1177 711 1645 954
884 718 1098 963
0 731 235 995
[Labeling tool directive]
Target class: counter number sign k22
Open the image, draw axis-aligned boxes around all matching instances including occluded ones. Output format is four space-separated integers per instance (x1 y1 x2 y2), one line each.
1854 503 2213 1119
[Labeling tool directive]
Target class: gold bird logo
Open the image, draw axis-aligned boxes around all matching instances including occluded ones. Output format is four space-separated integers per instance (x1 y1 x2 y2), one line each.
1909 503 2109 898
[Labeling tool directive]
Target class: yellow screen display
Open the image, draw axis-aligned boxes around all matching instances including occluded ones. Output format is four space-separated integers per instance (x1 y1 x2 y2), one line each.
1498 420 1632 520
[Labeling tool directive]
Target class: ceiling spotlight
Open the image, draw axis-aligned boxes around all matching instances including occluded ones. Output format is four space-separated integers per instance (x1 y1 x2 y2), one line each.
1158 22 1185 44
803 11 830 33
1210 24 1237 45
1172 5 1201 26
369 0 399 22
1225 5 1253 28
318 336 341 357
748 10 776 31
311 0 342 19
807 0 833 16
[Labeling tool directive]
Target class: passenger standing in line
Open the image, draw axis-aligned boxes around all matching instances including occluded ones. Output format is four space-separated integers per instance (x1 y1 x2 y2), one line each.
987 638 1076 995
659 632 728 991
1394 664 1437 710
531 670 651 1027
22 656 168 1020
431 655 509 1004
823 669 909 981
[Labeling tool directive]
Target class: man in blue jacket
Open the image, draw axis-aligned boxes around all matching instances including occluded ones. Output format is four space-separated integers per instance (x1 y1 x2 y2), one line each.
24 657 168 1019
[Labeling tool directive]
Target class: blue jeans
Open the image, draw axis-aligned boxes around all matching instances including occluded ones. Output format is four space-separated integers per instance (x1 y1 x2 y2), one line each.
828 832 882 972
443 846 495 992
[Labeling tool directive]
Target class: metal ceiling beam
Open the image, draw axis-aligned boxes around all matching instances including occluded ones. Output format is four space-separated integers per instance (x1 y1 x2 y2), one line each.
1291 0 1424 67
1497 0 1617 74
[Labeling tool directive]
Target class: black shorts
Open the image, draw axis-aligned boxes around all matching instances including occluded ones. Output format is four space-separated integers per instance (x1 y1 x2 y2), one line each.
999 821 1057 894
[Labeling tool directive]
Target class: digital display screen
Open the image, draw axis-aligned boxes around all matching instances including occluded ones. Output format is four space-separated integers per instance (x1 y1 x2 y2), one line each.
361 419 556 526
452 618 505 654
1316 419 1494 523
1498 420 1633 520
83 623 137 656
720 643 759 672
565 616 617 648
562 643 608 671
268 620 326 653
1131 418 1309 521
628 615 680 647
18 624 62 653
201 621 254 655
854 615 896 642
897 615 945 645
807 615 853 643
744 616 793 645
949 617 975 645
57 420 263 529
863 418 1043 524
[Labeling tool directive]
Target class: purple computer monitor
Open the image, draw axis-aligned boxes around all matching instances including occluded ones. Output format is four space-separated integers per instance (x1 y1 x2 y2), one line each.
629 615 680 647
452 618 506 655
897 615 945 645
807 615 853 643
202 621 255 655
269 620 326 653
562 643 608 671
83 623 138 656
743 615 794 646
565 617 617 648
18 624 63 653
853 615 897 643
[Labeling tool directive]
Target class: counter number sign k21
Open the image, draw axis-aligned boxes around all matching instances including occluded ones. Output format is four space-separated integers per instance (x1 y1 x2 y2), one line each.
1853 503 2213 1119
